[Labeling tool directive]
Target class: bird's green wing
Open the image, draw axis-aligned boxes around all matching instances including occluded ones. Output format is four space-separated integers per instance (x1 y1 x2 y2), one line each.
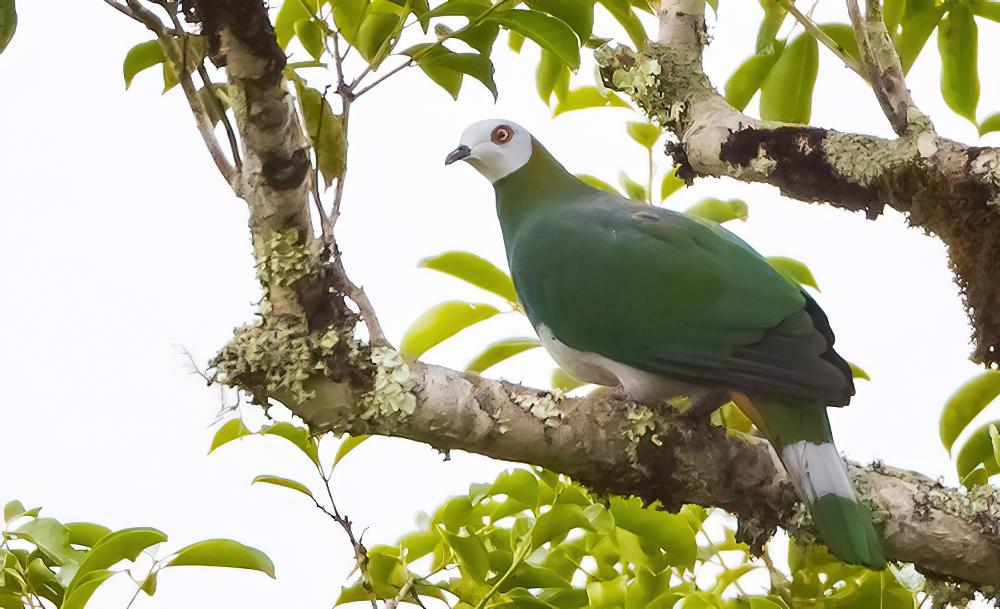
509 197 853 404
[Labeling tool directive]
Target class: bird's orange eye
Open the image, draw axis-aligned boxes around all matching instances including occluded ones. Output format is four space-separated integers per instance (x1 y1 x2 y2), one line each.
491 125 513 145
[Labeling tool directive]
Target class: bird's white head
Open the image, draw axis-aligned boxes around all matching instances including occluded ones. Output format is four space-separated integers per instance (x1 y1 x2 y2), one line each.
445 119 533 183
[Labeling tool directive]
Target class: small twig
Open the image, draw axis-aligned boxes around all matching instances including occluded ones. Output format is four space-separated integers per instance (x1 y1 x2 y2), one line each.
312 469 378 609
117 0 239 189
384 578 417 609
103 0 180 34
774 0 867 80
311 85 334 247
331 255 387 345
196 64 243 170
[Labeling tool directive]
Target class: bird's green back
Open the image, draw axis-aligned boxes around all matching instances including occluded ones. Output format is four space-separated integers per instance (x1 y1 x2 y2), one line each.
493 137 854 404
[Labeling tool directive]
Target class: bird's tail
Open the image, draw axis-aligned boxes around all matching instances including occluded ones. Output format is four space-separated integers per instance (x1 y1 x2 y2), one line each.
735 394 885 570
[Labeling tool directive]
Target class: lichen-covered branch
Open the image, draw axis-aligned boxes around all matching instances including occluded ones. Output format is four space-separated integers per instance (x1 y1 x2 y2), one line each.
596 34 1000 366
847 0 921 135
208 327 1000 589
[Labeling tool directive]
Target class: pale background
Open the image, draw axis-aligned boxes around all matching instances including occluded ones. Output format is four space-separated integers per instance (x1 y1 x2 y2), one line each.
1 1 997 606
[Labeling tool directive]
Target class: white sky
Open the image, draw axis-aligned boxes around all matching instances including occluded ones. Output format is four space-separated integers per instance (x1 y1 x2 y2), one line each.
1 1 999 607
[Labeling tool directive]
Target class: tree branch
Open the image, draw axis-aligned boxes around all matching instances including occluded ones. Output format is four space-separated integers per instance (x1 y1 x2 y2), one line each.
273 362 1000 589
846 0 923 135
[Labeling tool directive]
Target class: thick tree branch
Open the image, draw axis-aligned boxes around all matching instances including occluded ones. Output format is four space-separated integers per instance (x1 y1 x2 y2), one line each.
598 9 1000 366
269 364 1000 588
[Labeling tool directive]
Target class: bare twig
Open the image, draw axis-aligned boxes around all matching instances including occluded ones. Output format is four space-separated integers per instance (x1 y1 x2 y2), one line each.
332 255 387 345
774 0 867 79
117 0 239 189
103 0 180 35
384 578 417 609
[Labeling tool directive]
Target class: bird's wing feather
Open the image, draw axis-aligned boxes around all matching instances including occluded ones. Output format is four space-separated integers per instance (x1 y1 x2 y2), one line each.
509 194 853 404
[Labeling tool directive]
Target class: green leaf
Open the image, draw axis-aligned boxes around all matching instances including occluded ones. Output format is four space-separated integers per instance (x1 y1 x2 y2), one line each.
455 22 501 56
979 112 1000 136
597 0 648 49
532 504 593 547
413 46 464 99
760 32 819 124
489 469 540 507
0 592 21 609
261 421 321 467
766 256 820 290
251 475 315 499
140 571 158 596
441 531 489 582
940 370 1000 453
69 528 167 592
849 362 871 381
724 42 785 111
938 5 978 123
65 523 112 549
62 570 116 609
509 30 526 52
466 338 541 373
960 466 990 488
660 168 685 201
536 49 569 105
756 0 786 53
485 10 580 69
357 1 408 68
422 51 498 100
618 172 646 202
577 174 620 195
684 198 748 224
294 81 346 187
123 40 165 89
973 1 1000 22
401 302 501 359
551 368 585 392
818 23 860 63
399 530 441 561
0 0 15 55
626 121 660 149
527 0 594 42
13 519 80 566
333 0 368 43
587 576 627 609
3 501 25 525
553 86 630 116
161 35 207 93
294 18 325 60
883 0 904 33
895 4 944 73
275 0 313 48
208 418 253 454
609 497 697 568
991 424 1000 472
419 251 518 302
164 539 275 578
333 435 370 468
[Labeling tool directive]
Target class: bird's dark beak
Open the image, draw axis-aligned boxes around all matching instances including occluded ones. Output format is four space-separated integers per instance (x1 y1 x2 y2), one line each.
445 145 472 166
